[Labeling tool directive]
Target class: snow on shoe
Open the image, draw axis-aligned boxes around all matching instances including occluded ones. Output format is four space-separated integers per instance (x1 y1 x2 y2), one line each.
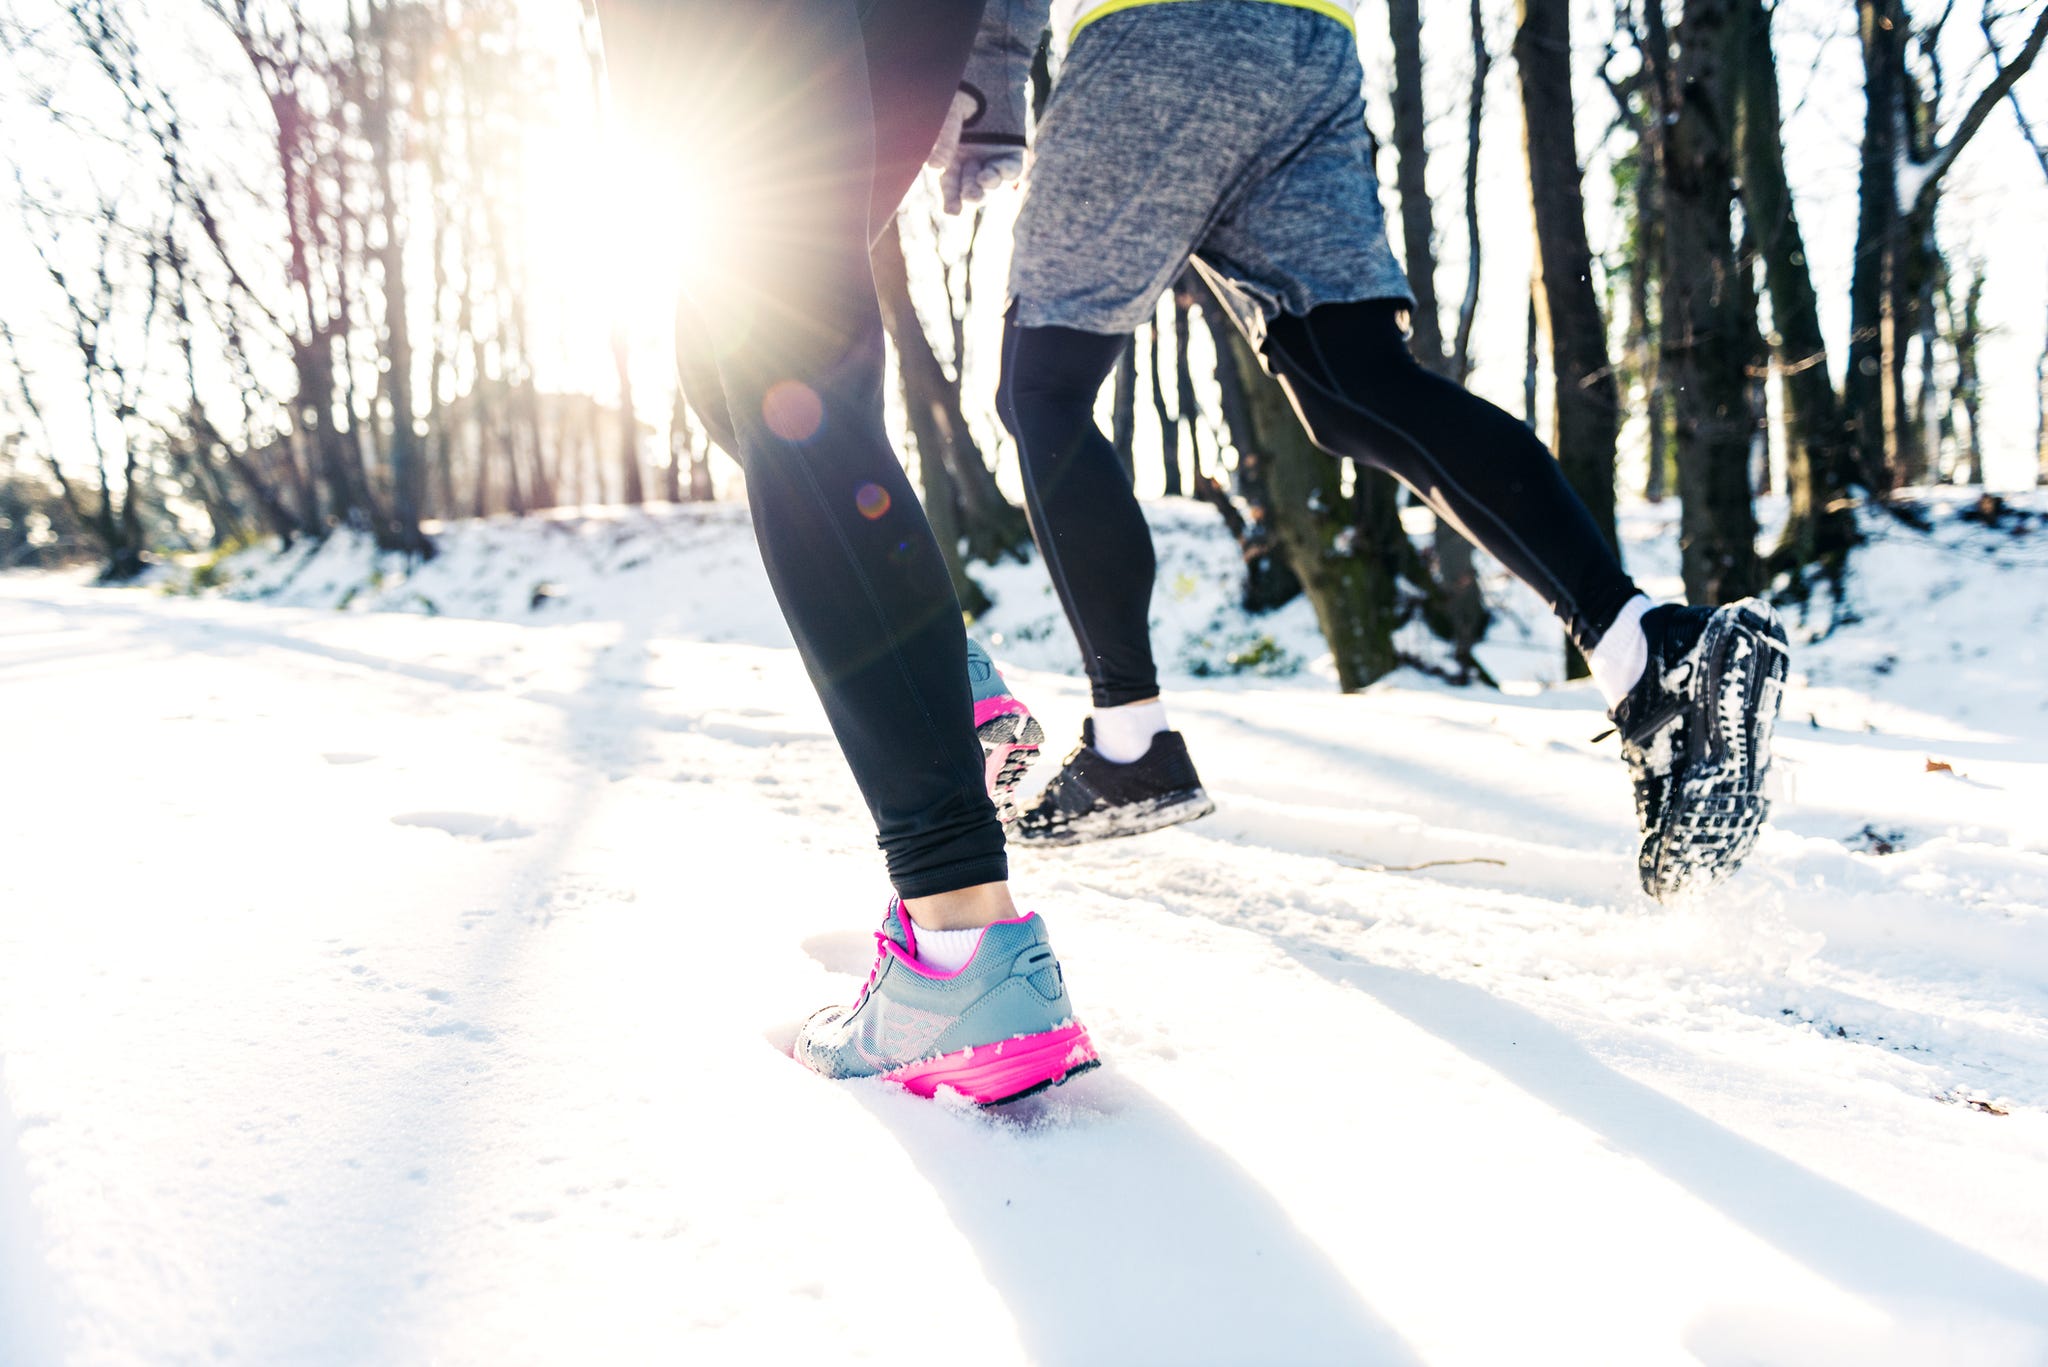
1612 598 1790 900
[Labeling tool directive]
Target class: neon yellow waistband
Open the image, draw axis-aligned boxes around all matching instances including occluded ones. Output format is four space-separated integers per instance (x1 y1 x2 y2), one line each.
1070 0 1356 44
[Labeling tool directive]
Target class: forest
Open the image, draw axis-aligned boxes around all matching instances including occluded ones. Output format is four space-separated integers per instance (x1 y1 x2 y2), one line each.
2 0 2045 684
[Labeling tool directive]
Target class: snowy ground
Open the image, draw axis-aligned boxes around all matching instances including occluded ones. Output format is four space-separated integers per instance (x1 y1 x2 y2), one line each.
3 495 2046 1365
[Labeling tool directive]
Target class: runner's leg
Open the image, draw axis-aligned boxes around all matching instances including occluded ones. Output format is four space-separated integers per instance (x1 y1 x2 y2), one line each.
995 320 1159 708
595 0 1003 900
1260 301 1643 658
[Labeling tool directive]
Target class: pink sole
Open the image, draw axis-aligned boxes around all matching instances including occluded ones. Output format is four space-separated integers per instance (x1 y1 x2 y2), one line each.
885 1022 1098 1104
976 699 1044 821
972 695 1030 728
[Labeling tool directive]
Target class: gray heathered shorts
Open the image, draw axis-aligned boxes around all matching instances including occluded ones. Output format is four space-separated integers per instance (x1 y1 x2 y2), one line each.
1009 0 1413 340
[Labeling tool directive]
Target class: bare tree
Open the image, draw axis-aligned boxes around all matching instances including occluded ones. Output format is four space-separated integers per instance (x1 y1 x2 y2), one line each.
1516 0 1621 663
1992 12 2048 485
13 182 164 580
872 217 1012 613
1847 0 2048 491
877 214 1032 564
1729 0 1858 586
1662 0 1760 605
1387 0 1489 670
1601 1 1670 504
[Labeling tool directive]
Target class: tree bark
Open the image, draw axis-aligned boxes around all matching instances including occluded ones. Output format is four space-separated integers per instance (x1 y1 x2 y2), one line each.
1112 338 1138 485
1516 0 1620 672
367 0 430 555
1388 0 1489 670
1952 268 1984 486
1190 281 1302 612
1149 320 1183 495
870 220 1031 562
1226 331 1402 689
1662 0 1760 605
1845 0 1903 496
1523 289 1539 428
1452 0 1489 384
1732 0 1858 584
870 221 990 615
2039 297 2047 487
1387 0 1448 370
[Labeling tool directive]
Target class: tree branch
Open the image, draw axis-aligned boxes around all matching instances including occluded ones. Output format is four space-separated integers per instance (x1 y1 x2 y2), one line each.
1911 2 2048 218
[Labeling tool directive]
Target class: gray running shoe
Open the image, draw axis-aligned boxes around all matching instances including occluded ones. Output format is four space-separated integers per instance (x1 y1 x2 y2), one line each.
795 902 1099 1105
967 638 1045 823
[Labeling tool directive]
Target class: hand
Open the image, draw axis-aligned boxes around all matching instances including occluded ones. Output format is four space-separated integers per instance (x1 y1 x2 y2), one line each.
927 88 1026 215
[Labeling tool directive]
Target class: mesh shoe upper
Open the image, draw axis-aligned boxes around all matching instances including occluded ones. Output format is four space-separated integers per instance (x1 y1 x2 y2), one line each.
1012 722 1214 844
965 637 1010 706
795 903 1079 1081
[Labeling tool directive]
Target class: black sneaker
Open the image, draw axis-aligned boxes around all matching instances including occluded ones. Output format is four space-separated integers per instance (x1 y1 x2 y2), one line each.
1011 722 1217 846
1613 597 1790 900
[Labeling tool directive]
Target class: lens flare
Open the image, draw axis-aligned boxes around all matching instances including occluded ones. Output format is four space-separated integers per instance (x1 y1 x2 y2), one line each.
855 483 892 520
762 381 824 442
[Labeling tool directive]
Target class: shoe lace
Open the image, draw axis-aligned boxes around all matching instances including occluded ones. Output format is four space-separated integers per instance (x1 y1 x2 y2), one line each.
854 928 893 1007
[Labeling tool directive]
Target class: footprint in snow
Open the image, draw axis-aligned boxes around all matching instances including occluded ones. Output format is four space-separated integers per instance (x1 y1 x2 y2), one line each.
391 812 534 842
323 752 376 766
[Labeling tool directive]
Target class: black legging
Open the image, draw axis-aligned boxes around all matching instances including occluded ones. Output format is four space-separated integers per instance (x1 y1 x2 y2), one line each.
998 299 1642 707
596 0 1004 898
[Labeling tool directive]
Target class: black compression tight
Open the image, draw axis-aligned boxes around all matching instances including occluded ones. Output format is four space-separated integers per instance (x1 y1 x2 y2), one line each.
596 0 1004 898
998 300 1642 706
997 323 1161 707
1262 302 1642 653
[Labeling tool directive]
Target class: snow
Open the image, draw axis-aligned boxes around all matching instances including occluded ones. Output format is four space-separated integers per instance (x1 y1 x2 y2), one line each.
3 494 2047 1364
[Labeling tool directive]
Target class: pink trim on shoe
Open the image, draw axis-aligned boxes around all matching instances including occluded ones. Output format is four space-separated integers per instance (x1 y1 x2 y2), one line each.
973 695 1031 728
884 1021 1098 1104
884 908 1041 982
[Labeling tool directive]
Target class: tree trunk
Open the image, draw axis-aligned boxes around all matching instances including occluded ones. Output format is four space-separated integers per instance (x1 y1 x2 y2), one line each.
870 224 990 616
1112 337 1138 485
1733 0 1858 584
1451 0 1490 384
1387 0 1447 370
2038 297 2047 486
870 220 1032 562
612 327 645 506
1846 0 1904 494
368 2 429 556
1523 290 1540 428
1633 142 1671 504
1953 269 1984 487
1392 0 1488 670
1149 320 1182 495
664 389 687 502
1226 332 1402 689
1191 281 1302 612
1662 0 1760 605
1516 0 1620 674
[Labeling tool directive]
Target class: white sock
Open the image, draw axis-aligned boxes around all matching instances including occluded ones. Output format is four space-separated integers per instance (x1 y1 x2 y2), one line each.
1588 594 1654 710
909 924 984 974
1091 699 1169 763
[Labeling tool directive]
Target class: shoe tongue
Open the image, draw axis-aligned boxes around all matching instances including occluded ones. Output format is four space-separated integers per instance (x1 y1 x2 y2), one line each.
881 899 918 958
1642 604 1704 669
1080 717 1097 748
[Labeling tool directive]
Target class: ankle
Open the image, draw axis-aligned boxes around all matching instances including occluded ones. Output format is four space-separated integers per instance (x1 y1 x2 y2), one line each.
1588 595 1653 710
901 881 1017 932
1091 697 1168 762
